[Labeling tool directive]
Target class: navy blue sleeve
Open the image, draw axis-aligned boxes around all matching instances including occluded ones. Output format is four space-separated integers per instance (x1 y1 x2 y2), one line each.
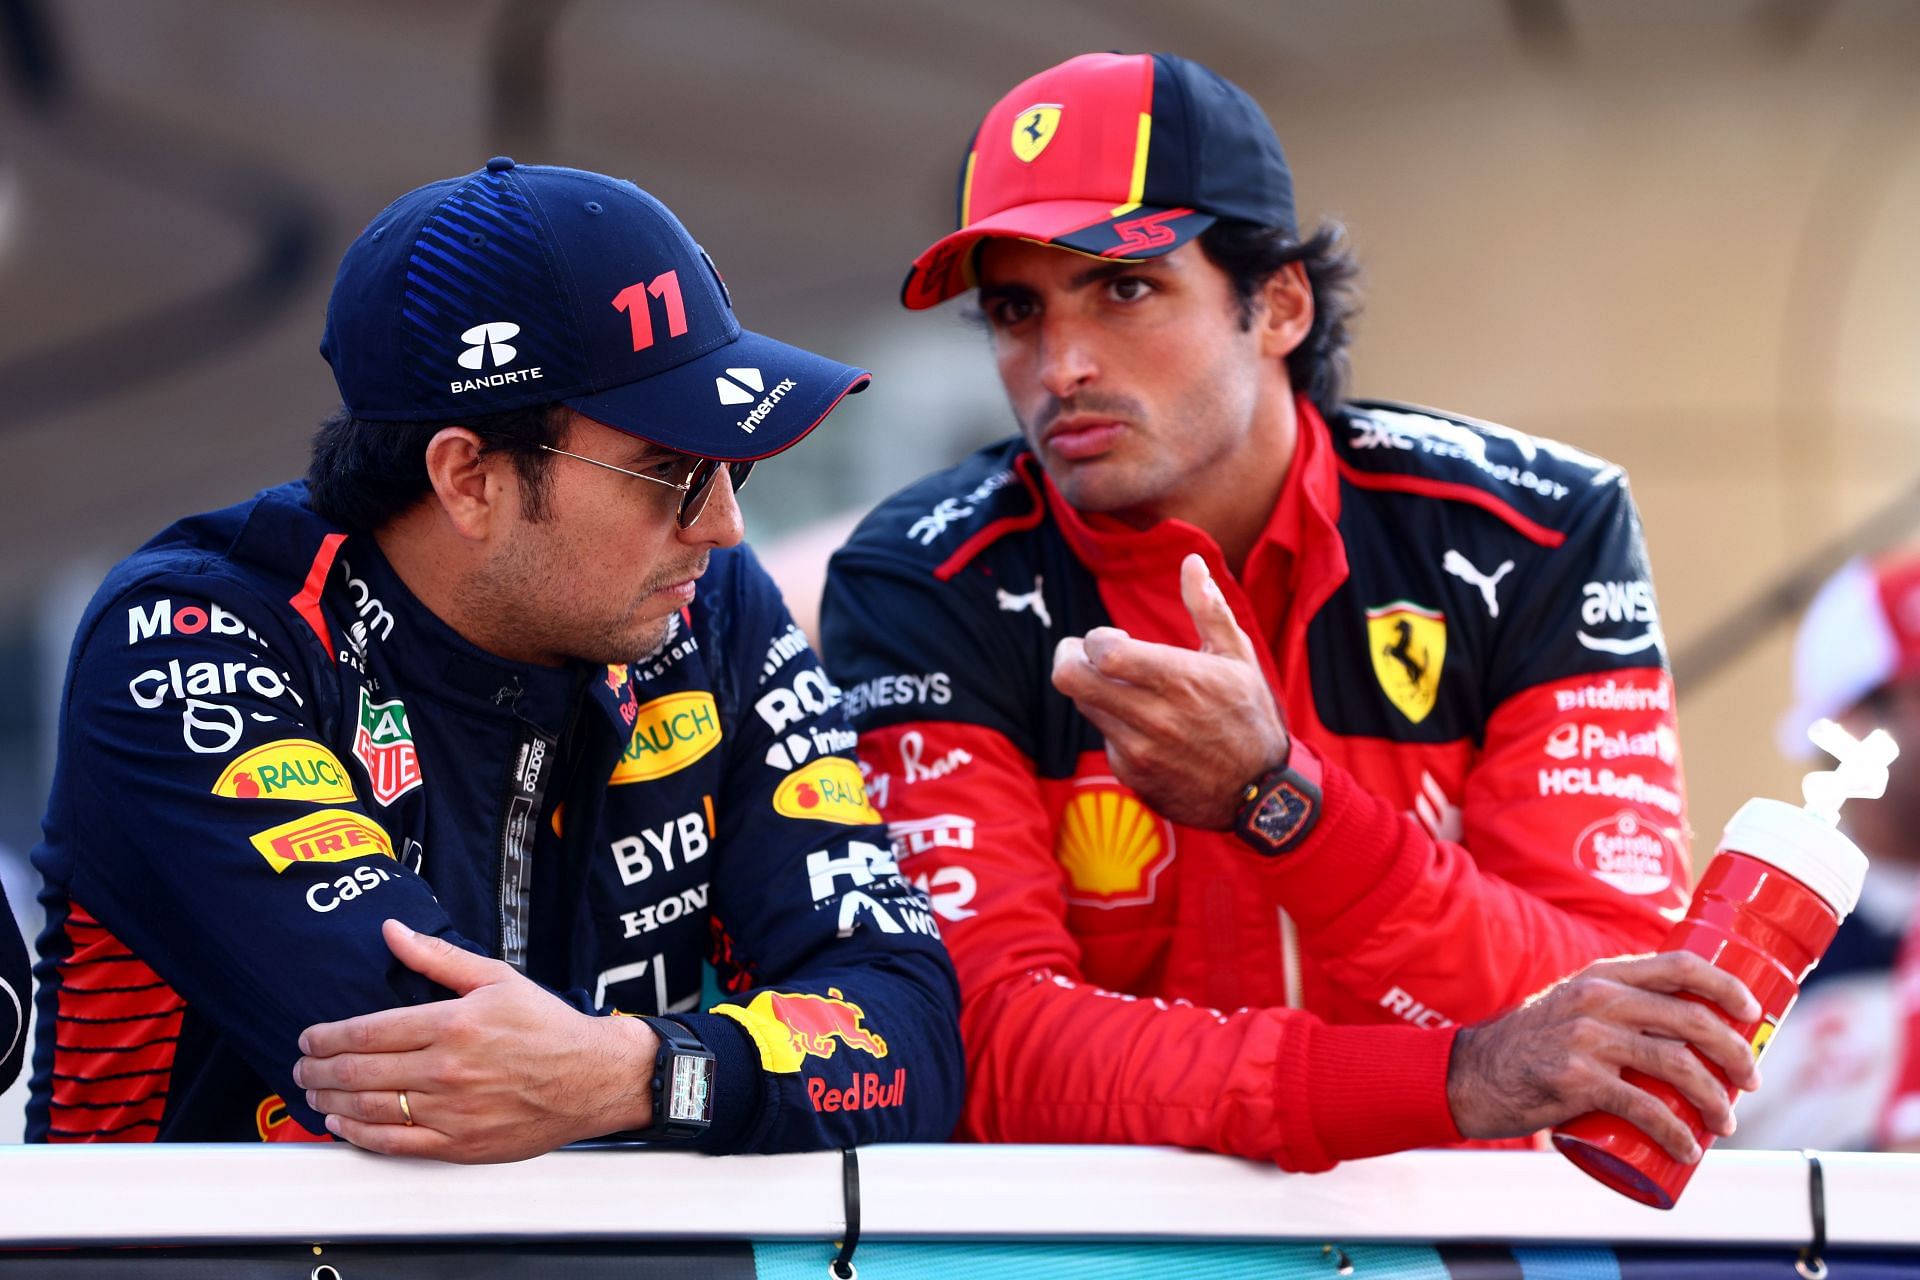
0 872 25 1093
676 546 965 1152
47 576 482 1135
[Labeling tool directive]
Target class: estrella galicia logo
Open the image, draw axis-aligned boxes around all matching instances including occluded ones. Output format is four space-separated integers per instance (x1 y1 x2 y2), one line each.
458 321 521 370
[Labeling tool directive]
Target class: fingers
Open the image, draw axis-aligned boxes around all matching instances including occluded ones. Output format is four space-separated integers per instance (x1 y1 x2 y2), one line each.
1587 1072 1704 1165
294 1047 428 1094
381 919 507 997
306 1085 413 1128
1617 1032 1737 1139
1179 554 1254 659
1602 951 1762 1025
299 1002 444 1059
326 1113 456 1160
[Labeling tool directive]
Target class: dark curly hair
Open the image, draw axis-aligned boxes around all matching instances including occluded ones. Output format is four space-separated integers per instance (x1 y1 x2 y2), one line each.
305 403 570 530
1197 219 1361 419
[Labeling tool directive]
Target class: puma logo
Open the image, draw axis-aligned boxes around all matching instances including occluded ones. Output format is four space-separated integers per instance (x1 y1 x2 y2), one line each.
996 576 1052 628
1442 549 1515 618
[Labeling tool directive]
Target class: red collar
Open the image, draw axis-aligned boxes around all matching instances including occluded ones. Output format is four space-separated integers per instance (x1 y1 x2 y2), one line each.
1042 393 1344 604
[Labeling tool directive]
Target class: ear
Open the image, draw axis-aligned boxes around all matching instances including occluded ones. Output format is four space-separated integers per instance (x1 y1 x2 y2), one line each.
422 427 505 541
1256 260 1315 361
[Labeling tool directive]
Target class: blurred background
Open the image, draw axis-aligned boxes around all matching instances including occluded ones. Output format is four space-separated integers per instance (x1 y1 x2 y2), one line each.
2 0 1919 1136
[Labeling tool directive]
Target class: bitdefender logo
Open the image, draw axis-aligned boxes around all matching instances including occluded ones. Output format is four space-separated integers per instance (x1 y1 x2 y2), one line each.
716 367 798 433
451 320 543 394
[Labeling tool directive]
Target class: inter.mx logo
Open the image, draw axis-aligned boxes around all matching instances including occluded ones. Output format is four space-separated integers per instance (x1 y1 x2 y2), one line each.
717 367 798 433
459 322 521 370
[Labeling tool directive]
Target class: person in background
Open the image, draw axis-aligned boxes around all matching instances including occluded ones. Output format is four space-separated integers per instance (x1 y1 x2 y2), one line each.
823 51 1759 1170
27 160 961 1158
1746 553 1920 1150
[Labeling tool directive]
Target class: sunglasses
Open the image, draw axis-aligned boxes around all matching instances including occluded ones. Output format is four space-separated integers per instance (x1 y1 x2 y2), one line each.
537 444 754 529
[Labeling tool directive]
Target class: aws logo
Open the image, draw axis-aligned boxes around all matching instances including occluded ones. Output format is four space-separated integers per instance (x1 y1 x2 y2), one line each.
212 739 356 804
612 691 722 784
773 757 880 825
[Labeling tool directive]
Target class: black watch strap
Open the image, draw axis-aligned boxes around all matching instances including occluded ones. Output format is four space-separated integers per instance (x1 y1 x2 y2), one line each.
1232 741 1325 857
637 1016 716 1142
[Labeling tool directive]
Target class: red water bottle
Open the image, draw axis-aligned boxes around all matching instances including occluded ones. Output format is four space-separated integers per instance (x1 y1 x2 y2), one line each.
1551 721 1894 1209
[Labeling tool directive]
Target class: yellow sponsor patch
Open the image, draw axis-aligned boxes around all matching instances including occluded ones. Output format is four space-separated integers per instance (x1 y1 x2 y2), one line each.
773 757 881 825
212 739 355 804
1057 779 1173 906
1750 1019 1777 1061
249 810 395 873
1009 102 1062 163
1366 602 1447 724
611 691 722 784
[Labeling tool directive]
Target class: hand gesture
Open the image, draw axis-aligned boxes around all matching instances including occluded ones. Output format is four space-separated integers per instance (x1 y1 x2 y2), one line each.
1050 553 1288 829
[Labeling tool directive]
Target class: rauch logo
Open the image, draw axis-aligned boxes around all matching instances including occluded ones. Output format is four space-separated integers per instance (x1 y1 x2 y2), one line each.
213 739 356 804
611 691 722 784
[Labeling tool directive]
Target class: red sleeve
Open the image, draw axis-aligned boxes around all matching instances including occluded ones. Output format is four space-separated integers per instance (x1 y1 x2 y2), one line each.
860 719 1462 1170
1269 667 1688 1025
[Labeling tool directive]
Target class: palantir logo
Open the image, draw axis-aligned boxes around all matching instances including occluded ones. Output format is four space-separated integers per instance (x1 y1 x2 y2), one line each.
458 321 521 370
715 367 765 406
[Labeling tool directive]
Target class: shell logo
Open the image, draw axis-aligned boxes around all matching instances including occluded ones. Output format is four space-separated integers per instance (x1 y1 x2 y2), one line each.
1056 778 1174 907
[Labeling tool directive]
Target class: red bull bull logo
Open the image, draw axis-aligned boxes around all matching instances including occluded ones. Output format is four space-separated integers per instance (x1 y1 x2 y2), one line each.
713 986 889 1073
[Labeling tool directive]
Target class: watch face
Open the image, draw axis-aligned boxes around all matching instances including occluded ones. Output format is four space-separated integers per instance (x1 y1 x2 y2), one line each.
1253 780 1314 846
667 1055 714 1125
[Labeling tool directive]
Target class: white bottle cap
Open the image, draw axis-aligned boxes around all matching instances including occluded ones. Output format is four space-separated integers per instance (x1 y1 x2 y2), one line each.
1716 798 1869 918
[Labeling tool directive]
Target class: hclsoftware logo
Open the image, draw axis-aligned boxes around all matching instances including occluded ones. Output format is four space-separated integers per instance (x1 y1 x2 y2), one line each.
458 321 522 370
715 367 765 405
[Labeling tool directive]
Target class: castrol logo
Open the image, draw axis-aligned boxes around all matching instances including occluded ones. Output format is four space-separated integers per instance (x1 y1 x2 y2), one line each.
1572 810 1677 896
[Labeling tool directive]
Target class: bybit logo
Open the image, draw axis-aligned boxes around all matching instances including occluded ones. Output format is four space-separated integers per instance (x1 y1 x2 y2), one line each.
458 321 521 370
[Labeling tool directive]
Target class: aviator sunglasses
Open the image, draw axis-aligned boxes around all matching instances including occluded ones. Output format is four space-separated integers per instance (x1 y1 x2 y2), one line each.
538 445 754 529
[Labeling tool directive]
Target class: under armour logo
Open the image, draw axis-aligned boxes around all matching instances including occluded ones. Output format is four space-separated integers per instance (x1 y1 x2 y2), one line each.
996 576 1052 628
1442 550 1515 618
458 321 521 370
715 367 765 406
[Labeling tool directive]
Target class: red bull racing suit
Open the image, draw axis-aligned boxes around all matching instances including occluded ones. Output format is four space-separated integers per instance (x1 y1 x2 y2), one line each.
822 397 1688 1170
28 481 961 1150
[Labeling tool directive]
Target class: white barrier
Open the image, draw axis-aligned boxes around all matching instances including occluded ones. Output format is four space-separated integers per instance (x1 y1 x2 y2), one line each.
0 1145 1916 1249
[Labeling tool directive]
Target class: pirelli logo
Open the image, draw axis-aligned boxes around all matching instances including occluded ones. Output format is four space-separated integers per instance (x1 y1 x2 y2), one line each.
250 810 396 873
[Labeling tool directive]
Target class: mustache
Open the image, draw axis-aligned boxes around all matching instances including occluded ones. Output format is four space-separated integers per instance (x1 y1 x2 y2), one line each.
1031 391 1147 437
645 553 709 594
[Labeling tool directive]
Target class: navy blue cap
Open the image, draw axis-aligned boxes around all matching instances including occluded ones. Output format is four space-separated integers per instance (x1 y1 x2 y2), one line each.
322 158 869 461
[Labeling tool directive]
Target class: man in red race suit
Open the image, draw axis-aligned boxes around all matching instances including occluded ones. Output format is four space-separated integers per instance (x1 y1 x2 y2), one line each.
822 51 1760 1170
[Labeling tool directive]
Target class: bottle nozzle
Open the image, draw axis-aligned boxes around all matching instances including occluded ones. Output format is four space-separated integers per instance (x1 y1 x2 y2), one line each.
1801 719 1899 826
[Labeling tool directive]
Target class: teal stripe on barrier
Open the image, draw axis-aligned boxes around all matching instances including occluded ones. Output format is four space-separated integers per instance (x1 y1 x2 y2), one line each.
754 1240 1452 1279
1513 1247 1623 1280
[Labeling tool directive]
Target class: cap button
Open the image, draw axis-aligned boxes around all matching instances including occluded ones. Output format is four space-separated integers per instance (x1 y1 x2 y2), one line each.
485 156 516 173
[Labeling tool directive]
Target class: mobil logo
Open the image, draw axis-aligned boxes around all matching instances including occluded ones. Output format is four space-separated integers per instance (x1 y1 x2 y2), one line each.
612 691 722 784
713 987 889 1074
352 688 422 806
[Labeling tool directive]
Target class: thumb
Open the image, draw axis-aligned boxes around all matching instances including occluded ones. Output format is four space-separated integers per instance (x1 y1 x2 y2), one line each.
1180 554 1251 659
382 918 501 997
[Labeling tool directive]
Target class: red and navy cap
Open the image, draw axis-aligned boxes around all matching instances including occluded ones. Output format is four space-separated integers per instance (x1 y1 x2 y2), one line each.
322 158 869 462
903 53 1297 310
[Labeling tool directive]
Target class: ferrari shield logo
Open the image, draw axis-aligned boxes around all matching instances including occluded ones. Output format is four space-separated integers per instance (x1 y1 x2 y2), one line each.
1010 103 1062 163
1366 602 1446 724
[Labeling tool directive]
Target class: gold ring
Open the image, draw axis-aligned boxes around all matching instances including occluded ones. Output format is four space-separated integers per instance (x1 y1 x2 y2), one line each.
398 1089 414 1127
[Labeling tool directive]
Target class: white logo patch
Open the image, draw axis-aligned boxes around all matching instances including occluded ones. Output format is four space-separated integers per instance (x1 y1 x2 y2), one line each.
715 367 765 405
1442 550 1514 618
458 321 521 370
996 576 1052 628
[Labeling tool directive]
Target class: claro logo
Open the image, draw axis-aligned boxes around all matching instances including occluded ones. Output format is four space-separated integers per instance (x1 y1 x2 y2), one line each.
611 691 722 784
